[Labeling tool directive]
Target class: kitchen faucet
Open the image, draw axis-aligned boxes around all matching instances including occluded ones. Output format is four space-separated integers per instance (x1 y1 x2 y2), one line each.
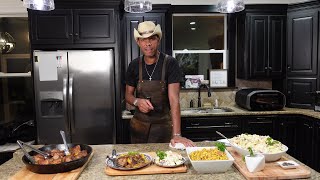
198 84 211 107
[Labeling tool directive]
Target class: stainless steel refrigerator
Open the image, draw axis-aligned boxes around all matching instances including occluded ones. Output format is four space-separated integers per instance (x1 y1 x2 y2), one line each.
33 50 115 144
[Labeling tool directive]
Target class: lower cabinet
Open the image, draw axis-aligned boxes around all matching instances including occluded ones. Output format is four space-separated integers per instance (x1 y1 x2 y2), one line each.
274 116 299 157
181 116 241 141
296 116 314 168
241 116 275 137
314 121 320 172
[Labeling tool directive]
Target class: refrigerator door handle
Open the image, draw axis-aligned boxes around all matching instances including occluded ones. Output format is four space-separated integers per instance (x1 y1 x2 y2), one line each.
63 75 69 132
68 75 75 133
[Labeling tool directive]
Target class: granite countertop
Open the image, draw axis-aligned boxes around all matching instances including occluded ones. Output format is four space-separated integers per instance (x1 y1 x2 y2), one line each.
122 105 320 120
1 142 319 180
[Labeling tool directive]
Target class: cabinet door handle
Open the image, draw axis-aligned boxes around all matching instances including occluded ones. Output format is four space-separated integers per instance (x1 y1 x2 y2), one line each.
74 33 79 36
269 67 272 70
186 125 238 129
190 123 200 126
265 67 268 70
69 33 73 36
224 122 234 125
248 121 272 124
287 66 291 69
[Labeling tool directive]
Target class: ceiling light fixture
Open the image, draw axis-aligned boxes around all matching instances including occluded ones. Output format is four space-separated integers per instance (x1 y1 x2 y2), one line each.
0 32 16 54
216 0 245 13
124 0 152 13
190 22 196 25
23 0 55 11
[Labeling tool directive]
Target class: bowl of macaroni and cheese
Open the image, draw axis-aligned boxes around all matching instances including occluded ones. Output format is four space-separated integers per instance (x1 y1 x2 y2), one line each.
230 134 288 162
186 147 234 173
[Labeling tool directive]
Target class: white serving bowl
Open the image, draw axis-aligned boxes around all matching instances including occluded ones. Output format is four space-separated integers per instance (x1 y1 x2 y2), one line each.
231 143 288 162
186 147 234 173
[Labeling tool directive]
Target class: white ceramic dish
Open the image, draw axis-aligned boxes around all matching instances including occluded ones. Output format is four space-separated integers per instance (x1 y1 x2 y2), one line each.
245 154 265 173
277 160 299 169
186 147 234 173
231 143 288 162
154 157 186 168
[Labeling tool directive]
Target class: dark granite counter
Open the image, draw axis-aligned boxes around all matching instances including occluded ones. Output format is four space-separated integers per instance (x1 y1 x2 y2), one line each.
0 142 319 179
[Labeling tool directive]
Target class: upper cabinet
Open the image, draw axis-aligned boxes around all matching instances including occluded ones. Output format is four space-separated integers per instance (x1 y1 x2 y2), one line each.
286 2 320 109
29 9 115 45
123 13 165 69
236 5 287 79
287 9 318 77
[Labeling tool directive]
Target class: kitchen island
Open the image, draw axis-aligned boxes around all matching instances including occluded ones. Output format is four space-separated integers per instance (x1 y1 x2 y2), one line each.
1 142 319 179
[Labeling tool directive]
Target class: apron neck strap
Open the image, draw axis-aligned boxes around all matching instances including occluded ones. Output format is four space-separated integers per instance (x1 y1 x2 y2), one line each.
161 54 168 81
138 56 143 81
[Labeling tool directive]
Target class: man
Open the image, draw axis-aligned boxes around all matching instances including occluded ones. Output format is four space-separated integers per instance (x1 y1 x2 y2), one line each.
125 21 194 147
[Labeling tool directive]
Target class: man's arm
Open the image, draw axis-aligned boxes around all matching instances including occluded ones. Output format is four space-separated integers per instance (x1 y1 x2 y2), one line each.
168 83 194 147
125 85 137 106
168 83 181 135
125 85 154 113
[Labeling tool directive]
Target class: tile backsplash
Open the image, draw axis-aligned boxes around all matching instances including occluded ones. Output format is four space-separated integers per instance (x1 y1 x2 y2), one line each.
180 89 237 108
180 79 272 108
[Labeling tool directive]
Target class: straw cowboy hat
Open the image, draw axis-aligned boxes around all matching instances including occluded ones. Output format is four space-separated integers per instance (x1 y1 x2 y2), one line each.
134 21 162 42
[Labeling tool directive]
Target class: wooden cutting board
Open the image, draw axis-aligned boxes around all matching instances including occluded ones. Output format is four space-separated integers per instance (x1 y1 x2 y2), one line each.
105 152 187 176
228 148 311 180
9 151 94 180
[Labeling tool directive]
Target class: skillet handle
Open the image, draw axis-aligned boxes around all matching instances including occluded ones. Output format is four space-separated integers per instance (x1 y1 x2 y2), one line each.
17 140 36 164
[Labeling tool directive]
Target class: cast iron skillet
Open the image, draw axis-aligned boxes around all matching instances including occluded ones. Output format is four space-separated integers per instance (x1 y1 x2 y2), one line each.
22 144 92 174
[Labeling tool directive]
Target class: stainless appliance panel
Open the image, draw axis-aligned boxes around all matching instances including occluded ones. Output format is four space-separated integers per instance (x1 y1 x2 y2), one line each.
33 51 69 144
67 50 115 144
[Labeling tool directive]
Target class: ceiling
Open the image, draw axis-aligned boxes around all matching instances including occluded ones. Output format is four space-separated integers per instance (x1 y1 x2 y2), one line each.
0 0 311 17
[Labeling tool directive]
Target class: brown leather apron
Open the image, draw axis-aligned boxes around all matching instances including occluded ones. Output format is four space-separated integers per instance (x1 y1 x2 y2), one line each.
130 55 172 143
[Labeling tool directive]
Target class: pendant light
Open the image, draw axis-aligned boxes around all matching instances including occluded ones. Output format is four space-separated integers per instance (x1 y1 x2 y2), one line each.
216 0 245 13
23 0 55 11
124 0 152 13
0 32 16 54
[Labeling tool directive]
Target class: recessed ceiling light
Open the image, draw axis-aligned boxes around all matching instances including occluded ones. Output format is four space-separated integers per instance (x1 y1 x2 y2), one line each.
191 27 196 30
190 22 196 25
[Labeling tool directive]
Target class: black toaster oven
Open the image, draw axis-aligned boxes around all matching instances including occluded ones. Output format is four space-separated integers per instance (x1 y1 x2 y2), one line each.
235 88 286 111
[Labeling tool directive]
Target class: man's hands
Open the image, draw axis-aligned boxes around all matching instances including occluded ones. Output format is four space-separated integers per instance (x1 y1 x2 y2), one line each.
170 135 195 147
136 98 154 113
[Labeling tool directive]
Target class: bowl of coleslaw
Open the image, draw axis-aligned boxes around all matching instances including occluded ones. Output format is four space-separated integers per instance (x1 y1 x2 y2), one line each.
230 134 288 162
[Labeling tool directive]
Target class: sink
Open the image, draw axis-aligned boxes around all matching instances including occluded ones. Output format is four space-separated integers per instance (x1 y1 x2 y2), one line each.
181 107 233 114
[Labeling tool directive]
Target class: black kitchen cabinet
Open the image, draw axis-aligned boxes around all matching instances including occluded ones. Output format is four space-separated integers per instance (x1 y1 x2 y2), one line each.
236 5 287 79
29 9 115 45
287 9 318 77
181 116 241 142
241 116 275 137
287 78 317 108
296 117 314 168
314 121 320 172
274 117 298 157
123 13 165 70
285 3 320 109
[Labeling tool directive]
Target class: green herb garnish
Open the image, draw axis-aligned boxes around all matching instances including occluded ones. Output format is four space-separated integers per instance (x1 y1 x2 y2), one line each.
215 142 226 152
156 151 167 160
266 137 279 146
248 147 254 157
127 151 139 155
